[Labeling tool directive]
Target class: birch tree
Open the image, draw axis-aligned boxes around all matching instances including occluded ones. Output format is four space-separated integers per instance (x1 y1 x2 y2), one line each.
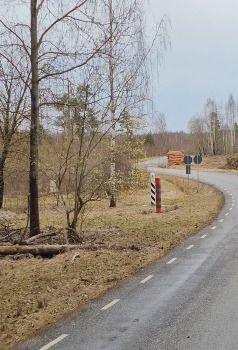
100 0 169 207
202 98 221 155
226 94 236 154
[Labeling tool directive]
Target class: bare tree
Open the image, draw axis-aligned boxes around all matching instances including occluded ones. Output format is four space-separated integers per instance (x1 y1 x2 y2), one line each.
153 112 168 155
0 50 29 208
0 0 110 236
226 94 236 154
188 115 207 155
100 0 169 207
44 80 113 238
39 69 148 237
200 98 221 154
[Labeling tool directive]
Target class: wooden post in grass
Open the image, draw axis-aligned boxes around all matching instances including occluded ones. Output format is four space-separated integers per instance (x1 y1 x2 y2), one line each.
155 177 161 213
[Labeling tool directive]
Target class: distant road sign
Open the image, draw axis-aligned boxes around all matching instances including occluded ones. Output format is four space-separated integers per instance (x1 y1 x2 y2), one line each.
184 155 192 165
194 155 202 164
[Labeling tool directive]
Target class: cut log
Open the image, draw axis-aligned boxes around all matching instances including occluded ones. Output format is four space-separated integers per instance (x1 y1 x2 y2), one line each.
0 245 81 258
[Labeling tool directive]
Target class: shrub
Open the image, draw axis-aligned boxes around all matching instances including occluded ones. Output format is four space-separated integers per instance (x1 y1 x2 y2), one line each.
226 155 238 169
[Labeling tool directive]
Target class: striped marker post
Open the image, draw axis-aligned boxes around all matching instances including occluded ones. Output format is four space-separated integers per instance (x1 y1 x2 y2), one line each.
150 173 155 206
155 177 161 213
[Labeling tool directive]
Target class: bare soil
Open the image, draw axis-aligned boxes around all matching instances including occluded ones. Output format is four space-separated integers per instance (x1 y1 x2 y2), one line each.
0 164 228 350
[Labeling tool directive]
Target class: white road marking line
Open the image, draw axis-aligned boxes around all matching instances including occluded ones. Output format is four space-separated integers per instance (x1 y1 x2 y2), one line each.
211 226 217 230
140 275 153 284
101 299 120 310
167 258 177 265
225 213 229 216
39 334 68 350
186 245 194 250
232 203 235 206
219 219 224 222
201 234 207 238
229 208 233 210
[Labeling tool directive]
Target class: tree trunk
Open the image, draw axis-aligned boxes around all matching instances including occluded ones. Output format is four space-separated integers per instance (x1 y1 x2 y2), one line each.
0 160 4 209
29 0 40 236
109 0 116 208
0 245 81 258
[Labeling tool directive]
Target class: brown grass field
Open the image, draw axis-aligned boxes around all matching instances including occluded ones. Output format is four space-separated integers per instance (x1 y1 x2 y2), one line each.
0 159 228 350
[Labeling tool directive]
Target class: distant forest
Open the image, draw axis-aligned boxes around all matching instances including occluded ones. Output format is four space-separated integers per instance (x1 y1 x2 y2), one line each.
140 131 193 157
143 94 238 157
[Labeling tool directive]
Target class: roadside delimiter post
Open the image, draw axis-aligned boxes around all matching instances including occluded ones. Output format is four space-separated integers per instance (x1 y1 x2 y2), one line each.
150 173 156 206
155 177 161 213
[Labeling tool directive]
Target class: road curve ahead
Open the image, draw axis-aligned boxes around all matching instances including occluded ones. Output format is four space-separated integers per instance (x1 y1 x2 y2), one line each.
16 159 238 350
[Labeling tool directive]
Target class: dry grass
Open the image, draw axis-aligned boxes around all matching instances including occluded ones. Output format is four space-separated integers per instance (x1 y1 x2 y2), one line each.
0 173 224 350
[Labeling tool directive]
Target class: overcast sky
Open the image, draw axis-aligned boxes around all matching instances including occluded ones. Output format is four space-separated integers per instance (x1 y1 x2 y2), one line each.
147 0 238 132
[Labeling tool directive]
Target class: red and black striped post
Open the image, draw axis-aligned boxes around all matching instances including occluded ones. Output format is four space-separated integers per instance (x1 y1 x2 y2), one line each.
155 177 161 213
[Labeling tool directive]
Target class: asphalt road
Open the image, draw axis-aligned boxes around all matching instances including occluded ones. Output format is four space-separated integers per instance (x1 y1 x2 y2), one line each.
16 159 238 350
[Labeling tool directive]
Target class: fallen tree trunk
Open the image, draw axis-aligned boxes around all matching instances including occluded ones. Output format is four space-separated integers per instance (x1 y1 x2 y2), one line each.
0 243 141 258
0 245 81 258
25 232 58 244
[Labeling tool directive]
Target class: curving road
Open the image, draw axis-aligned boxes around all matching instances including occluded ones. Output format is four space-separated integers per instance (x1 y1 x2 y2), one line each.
16 159 238 350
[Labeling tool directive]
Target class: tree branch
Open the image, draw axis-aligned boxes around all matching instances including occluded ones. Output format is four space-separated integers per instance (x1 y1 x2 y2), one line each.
38 0 88 48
